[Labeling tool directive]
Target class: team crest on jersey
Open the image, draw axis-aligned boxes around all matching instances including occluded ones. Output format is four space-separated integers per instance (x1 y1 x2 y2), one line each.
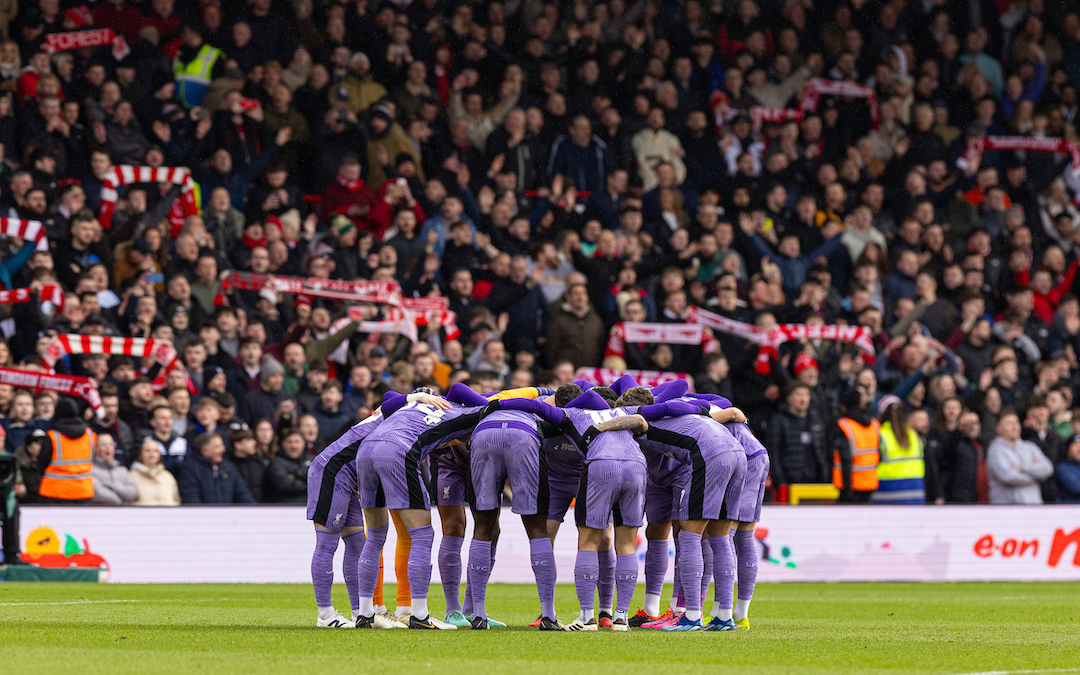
333 513 343 526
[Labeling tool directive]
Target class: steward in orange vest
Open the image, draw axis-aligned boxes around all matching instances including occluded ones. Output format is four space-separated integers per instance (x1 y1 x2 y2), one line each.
830 389 880 503
37 399 96 502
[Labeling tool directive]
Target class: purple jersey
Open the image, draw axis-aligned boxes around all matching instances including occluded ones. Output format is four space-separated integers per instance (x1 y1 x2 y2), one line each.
634 400 742 463
365 401 484 462
311 412 383 472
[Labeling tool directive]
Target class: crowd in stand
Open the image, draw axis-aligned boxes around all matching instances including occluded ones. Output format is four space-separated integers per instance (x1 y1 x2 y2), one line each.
2 0 1080 523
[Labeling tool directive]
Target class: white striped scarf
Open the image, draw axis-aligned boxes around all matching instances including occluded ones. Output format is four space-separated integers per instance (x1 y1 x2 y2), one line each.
0 217 49 251
42 334 194 393
98 166 198 229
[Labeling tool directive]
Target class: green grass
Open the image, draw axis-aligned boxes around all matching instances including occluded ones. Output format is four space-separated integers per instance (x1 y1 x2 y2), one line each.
1 582 1078 674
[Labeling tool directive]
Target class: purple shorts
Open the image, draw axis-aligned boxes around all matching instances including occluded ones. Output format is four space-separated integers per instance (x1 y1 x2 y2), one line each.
644 472 682 523
547 475 578 522
693 450 745 522
306 459 364 531
433 444 469 507
470 424 544 515
575 459 646 529
357 441 430 511
731 451 770 523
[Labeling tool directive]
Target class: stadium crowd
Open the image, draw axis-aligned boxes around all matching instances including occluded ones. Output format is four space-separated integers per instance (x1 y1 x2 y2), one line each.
4 0 1080 557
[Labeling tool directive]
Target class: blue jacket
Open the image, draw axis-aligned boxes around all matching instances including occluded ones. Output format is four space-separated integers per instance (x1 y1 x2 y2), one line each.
178 453 256 504
547 134 613 194
752 234 843 290
1057 460 1080 503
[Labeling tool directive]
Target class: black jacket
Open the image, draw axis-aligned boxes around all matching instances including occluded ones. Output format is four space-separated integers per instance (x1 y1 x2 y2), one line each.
267 450 308 503
766 404 829 485
1022 428 1065 504
939 430 983 503
177 453 256 504
231 453 269 503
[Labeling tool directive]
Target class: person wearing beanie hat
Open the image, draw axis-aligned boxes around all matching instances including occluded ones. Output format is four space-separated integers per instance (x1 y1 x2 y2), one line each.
830 387 881 503
766 381 829 497
36 397 97 503
242 355 293 425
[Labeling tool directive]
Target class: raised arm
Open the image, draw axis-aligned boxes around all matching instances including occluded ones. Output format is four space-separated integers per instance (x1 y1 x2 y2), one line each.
711 408 747 424
636 400 708 421
652 379 690 402
483 396 566 427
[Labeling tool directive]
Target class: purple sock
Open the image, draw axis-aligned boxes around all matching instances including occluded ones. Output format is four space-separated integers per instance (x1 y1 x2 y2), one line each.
597 546 615 611
407 525 434 602
467 539 492 620
357 525 387 602
672 535 683 609
709 534 735 610
615 554 638 613
644 539 668 597
677 530 703 613
735 529 758 601
311 530 339 608
700 534 713 603
574 550 599 611
438 535 464 613
342 530 366 612
530 537 557 620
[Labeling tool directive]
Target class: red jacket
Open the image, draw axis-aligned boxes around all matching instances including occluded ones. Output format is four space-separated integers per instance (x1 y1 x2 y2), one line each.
320 178 392 239
93 3 144 44
1016 258 1080 323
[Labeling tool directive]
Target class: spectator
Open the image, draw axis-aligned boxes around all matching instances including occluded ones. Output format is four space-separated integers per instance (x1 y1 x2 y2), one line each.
145 404 188 472
987 410 1055 504
267 428 308 503
12 429 47 503
312 380 349 444
767 382 830 495
1057 436 1080 503
90 434 138 505
545 283 605 369
90 384 135 463
228 428 267 502
178 432 256 504
129 439 181 506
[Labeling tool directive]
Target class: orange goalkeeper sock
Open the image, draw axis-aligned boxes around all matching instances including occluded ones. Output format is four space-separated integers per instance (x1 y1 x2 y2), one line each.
373 552 384 608
392 511 412 608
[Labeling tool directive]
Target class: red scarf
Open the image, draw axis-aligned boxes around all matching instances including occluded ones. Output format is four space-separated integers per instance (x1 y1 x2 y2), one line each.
336 174 362 191
241 233 267 249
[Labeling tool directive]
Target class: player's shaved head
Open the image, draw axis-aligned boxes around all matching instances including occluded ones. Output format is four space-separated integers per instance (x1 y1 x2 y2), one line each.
593 386 618 407
554 384 583 407
615 386 655 407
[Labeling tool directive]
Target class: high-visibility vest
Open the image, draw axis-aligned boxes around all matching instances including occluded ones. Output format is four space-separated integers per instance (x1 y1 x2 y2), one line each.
872 422 925 504
832 417 880 491
38 429 96 501
173 44 222 108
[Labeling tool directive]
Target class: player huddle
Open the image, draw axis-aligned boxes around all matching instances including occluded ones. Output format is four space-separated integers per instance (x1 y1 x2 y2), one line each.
305 375 768 632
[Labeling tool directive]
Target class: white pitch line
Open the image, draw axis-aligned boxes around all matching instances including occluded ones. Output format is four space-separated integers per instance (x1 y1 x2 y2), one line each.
950 665 1080 669
0 598 229 607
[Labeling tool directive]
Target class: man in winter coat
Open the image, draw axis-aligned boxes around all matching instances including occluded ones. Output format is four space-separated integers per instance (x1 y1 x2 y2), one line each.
178 432 256 504
767 382 830 492
545 283 605 369
90 434 137 505
986 410 1055 504
267 428 308 503
1056 436 1080 503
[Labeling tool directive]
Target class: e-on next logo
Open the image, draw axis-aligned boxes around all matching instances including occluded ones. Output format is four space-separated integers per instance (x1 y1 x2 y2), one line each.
755 528 796 568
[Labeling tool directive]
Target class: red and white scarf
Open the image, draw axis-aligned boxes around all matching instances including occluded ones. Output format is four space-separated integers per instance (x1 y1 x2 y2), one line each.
98 166 198 229
0 284 63 311
345 305 461 342
958 135 1080 174
43 28 130 60
0 217 49 251
0 367 103 418
220 271 405 306
799 78 879 129
689 307 876 374
336 174 363 191
605 321 713 360
42 335 196 394
576 367 692 389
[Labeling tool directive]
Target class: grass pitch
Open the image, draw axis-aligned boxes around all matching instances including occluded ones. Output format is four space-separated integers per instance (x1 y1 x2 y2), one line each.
1 581 1078 674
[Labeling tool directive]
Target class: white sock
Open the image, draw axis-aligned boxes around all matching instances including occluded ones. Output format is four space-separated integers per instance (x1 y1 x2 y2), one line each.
675 604 685 614
668 595 679 612
614 609 628 622
317 605 337 620
685 609 702 622
734 599 751 621
580 609 594 622
412 598 429 620
358 597 374 617
717 607 732 621
374 604 387 614
395 606 410 617
600 606 613 616
643 593 661 617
